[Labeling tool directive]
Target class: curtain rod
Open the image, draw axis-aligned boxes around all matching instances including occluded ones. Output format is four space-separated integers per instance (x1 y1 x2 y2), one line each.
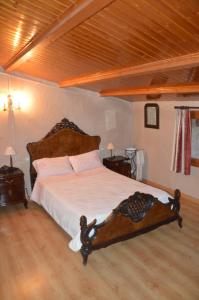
174 106 199 109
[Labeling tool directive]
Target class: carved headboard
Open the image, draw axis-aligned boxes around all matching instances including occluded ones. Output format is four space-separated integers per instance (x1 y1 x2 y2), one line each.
27 118 101 188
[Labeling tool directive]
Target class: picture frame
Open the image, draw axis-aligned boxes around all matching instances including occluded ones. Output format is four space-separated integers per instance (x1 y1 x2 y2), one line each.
144 103 159 129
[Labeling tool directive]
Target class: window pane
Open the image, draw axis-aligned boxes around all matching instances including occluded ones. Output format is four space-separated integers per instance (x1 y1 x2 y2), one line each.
192 119 199 159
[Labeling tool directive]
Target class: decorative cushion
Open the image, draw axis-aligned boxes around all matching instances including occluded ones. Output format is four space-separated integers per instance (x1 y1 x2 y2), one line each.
69 150 103 173
33 156 74 178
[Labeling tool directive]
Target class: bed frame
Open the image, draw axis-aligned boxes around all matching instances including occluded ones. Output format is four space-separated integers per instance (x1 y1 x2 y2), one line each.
27 118 182 265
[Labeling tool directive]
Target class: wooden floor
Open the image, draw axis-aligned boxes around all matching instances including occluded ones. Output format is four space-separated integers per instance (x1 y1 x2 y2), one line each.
0 196 198 300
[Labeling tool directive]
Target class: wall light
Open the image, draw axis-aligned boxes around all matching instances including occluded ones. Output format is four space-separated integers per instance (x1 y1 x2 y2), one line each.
0 91 32 113
1 94 21 112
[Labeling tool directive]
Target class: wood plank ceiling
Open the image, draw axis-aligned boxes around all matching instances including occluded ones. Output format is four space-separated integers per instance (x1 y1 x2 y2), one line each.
0 0 199 101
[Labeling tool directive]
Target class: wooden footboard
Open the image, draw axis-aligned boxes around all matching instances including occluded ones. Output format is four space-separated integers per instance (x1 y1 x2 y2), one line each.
80 189 182 265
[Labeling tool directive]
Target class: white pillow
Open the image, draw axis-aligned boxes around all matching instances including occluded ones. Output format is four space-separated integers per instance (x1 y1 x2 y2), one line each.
33 156 74 178
69 150 103 173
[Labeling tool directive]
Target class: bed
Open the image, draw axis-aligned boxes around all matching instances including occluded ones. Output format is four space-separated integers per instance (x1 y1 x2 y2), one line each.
27 118 182 265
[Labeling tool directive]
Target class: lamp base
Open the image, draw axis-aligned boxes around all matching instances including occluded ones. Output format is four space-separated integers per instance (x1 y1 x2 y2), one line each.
10 155 13 168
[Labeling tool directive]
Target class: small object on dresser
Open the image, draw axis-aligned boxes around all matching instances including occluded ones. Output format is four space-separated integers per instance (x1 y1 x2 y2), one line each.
103 156 131 178
0 166 28 208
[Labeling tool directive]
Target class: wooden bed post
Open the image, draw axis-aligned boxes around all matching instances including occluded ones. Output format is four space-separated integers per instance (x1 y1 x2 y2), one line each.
80 216 97 265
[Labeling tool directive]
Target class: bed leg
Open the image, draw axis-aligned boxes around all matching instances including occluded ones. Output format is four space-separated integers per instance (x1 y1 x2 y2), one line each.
80 246 89 265
174 189 183 228
177 215 183 228
24 199 28 209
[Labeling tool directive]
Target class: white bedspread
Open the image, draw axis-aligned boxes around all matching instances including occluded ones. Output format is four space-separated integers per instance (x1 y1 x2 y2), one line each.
31 167 172 252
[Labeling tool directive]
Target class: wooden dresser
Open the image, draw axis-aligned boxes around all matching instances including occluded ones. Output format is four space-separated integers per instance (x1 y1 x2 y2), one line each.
103 156 131 178
0 166 28 208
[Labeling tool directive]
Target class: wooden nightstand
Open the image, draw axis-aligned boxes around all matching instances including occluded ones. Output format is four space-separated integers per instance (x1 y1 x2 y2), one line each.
103 156 131 178
0 166 28 208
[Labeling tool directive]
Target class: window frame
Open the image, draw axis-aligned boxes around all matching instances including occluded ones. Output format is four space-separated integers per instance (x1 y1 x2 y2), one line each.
191 111 199 168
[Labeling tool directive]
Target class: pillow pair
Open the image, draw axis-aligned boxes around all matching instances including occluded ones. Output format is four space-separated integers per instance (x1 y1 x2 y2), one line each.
33 150 103 178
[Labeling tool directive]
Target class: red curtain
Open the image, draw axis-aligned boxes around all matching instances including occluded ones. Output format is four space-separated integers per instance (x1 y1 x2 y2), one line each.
171 109 191 175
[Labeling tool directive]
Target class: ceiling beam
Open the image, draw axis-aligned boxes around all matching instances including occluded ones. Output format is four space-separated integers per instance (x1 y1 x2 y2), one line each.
100 82 199 97
3 0 115 72
59 52 199 88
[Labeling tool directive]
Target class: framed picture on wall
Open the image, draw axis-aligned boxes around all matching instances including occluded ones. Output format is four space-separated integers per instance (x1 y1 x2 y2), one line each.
144 103 159 129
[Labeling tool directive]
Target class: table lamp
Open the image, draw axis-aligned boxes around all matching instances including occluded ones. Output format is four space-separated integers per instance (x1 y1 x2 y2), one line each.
107 143 114 158
4 146 16 168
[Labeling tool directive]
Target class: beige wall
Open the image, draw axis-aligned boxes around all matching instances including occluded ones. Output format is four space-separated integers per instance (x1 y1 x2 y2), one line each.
132 97 199 199
0 73 133 191
1 72 198 199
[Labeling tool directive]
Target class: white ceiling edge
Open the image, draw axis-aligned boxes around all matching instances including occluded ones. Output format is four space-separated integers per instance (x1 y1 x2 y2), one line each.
0 69 59 89
0 69 133 105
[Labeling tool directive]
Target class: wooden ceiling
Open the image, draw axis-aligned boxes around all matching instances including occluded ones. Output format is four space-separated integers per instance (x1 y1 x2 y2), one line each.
0 0 199 100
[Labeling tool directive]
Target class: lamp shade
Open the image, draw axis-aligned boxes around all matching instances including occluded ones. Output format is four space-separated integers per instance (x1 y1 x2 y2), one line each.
125 147 136 152
107 143 114 150
4 146 16 156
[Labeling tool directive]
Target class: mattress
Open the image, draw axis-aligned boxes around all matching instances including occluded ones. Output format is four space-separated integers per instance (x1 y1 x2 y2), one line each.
31 167 171 251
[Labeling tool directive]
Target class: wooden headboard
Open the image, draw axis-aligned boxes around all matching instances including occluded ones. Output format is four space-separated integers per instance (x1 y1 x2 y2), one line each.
27 118 101 188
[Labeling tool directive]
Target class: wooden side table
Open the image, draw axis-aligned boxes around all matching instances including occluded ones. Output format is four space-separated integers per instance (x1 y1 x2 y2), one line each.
103 156 131 178
0 166 28 208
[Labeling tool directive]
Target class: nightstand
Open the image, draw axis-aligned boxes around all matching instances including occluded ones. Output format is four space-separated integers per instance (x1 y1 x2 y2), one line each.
0 166 28 208
103 156 131 178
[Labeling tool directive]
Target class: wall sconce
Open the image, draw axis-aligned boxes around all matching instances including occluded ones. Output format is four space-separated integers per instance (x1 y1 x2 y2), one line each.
4 146 16 168
107 142 114 158
2 94 21 112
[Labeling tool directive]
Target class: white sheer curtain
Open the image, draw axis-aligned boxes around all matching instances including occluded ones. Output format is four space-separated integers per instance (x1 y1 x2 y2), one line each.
136 150 144 181
171 108 191 175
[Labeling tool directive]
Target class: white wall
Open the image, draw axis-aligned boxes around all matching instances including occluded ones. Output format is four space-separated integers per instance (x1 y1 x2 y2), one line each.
132 96 199 199
1 72 198 199
0 73 133 191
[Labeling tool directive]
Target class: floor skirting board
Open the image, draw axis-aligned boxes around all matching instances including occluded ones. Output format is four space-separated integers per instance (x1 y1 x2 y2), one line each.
143 179 198 202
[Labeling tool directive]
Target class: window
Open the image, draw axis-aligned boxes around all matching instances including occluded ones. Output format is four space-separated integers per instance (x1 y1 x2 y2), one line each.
191 111 199 168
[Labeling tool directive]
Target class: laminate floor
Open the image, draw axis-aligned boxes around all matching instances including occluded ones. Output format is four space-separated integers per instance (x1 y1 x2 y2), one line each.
0 196 198 300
